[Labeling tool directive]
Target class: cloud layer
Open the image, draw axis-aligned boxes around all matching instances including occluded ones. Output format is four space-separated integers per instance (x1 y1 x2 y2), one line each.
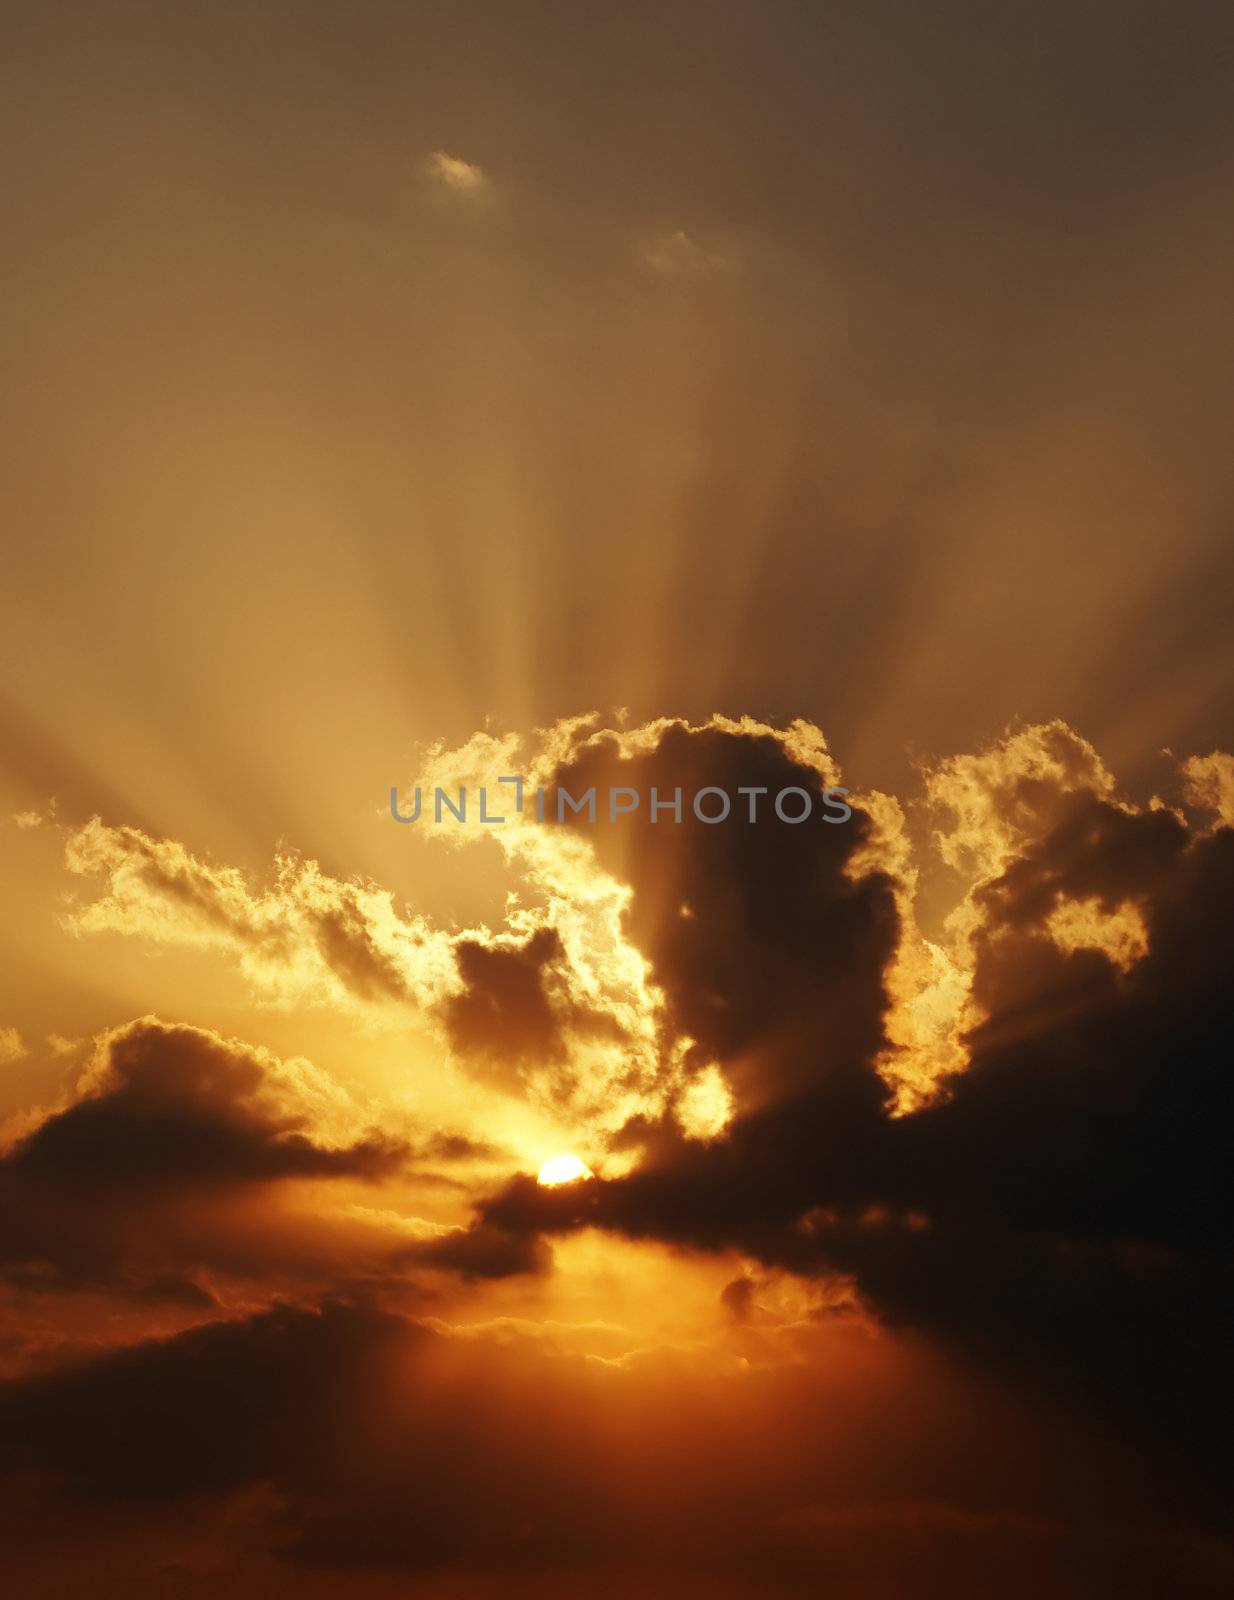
5 714 1233 1593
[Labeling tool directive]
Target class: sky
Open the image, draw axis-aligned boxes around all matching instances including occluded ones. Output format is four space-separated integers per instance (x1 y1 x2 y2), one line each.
2 3 1233 1595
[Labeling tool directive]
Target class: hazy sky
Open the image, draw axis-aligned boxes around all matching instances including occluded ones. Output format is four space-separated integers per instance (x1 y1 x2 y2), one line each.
6 3 1234 847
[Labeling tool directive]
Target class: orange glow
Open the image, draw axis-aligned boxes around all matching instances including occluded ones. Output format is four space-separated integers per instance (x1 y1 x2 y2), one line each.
3 8 1233 1592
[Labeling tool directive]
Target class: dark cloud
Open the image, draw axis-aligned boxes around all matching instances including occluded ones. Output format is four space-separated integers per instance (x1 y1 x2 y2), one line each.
443 922 632 1100
413 1129 506 1163
2 723 1234 1591
0 1018 406 1299
307 896 419 1005
0 1301 419 1502
480 731 1234 1508
2 1295 1229 1597
444 926 568 1076
553 721 899 1118
5 1018 403 1192
409 1220 551 1281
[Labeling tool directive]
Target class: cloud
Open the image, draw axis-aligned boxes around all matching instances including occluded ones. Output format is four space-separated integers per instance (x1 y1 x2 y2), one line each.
5 717 1234 1589
471 721 1234 1493
63 715 878 1139
0 1018 409 1302
0 1296 1225 1595
1183 750 1234 827
412 1220 551 1281
59 807 656 1134
405 712 900 1131
63 819 462 1014
425 150 488 194
924 718 1120 880
640 229 730 275
48 717 1234 1499
444 926 571 1077
0 1029 25 1065
6 1016 402 1191
546 718 897 1115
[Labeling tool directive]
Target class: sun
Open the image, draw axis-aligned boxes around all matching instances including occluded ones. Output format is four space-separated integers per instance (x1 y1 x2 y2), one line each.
537 1154 592 1186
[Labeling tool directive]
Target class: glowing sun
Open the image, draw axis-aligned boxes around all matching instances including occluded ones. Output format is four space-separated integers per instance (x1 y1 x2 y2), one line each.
537 1154 592 1186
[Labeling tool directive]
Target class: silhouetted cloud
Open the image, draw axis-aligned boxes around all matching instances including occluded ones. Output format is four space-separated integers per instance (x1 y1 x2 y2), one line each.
0 1018 408 1301
475 722 1234 1500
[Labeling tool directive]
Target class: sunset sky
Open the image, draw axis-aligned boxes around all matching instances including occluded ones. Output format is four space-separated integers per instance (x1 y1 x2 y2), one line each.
2 4 1234 1596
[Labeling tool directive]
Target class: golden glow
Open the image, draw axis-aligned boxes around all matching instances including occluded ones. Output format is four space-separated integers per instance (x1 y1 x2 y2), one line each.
3 11 1233 1592
537 1153 592 1186
1046 896 1149 973
676 1062 734 1140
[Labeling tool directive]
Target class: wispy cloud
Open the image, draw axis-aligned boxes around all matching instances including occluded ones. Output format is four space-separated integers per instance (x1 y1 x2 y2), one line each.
640 229 730 276
425 150 489 194
0 1027 26 1064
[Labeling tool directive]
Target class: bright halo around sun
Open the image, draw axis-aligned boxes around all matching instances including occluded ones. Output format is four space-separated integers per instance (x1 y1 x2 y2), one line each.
537 1154 592 1186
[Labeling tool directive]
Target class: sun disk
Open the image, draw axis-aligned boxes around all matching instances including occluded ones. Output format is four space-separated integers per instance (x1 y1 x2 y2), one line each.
537 1154 592 1186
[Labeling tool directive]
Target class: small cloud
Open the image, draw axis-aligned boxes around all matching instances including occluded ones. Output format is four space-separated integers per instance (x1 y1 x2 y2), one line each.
425 150 488 194
640 230 729 276
0 1027 26 1064
12 811 44 829
46 1034 82 1057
